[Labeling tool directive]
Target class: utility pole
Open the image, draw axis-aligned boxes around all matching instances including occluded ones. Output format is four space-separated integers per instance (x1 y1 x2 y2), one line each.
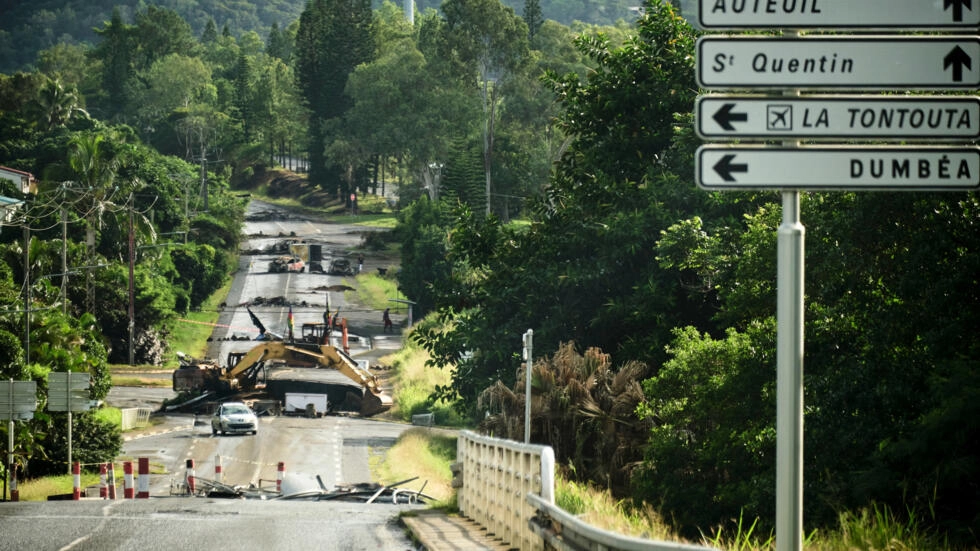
61 209 67 315
199 142 209 212
482 77 498 217
128 196 135 366
22 225 29 364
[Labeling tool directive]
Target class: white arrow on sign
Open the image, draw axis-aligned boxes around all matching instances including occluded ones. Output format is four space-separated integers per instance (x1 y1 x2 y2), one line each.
696 145 980 191
692 0 979 29
696 95 980 140
697 36 980 90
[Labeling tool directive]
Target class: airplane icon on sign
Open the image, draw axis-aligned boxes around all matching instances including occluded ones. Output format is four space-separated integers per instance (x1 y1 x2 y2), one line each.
767 105 793 130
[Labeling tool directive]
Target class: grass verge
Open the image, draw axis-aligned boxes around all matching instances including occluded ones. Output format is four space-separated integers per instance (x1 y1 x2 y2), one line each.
556 475 683 542
90 406 121 427
381 334 466 427
165 278 234 366
110 375 172 388
371 427 456 507
355 272 404 311
14 473 102 501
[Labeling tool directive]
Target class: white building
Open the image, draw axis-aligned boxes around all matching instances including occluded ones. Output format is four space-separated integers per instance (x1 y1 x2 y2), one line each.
0 165 34 234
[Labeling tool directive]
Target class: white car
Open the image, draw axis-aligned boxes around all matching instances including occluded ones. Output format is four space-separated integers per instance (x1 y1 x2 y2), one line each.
211 402 258 436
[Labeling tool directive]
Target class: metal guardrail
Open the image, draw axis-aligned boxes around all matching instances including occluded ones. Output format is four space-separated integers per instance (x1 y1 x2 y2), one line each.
455 430 555 551
120 407 151 431
455 431 719 551
526 493 720 551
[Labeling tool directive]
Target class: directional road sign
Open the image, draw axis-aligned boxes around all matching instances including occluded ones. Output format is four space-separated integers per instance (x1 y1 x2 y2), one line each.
697 36 980 90
696 145 980 191
48 372 92 413
696 95 980 140
691 0 980 30
0 381 37 421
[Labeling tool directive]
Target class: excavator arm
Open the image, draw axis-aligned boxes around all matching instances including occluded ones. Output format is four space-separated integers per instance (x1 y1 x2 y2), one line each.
220 342 393 416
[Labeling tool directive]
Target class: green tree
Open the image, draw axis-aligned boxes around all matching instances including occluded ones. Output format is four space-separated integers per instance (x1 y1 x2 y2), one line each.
295 0 375 194
132 6 198 72
440 137 484 207
201 17 219 44
91 8 134 121
395 197 456 317
523 0 544 41
409 0 702 412
266 22 292 63
29 411 121 477
135 54 215 140
441 0 530 216
35 43 97 93
258 57 305 170
343 36 475 200
66 132 122 287
33 77 89 131
0 330 26 380
233 52 256 142
636 323 777 537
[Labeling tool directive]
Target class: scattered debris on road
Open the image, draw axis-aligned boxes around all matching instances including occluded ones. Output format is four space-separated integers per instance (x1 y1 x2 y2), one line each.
176 474 433 504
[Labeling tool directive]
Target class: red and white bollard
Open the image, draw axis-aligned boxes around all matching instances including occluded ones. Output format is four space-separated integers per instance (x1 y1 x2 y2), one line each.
107 462 117 499
137 457 149 498
185 459 196 495
99 463 108 499
72 462 81 500
214 455 223 483
123 461 134 499
9 463 18 502
276 462 285 493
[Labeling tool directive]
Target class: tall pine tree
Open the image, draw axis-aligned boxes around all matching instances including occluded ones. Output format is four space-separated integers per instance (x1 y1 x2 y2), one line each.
295 0 374 194
92 8 134 121
523 0 543 42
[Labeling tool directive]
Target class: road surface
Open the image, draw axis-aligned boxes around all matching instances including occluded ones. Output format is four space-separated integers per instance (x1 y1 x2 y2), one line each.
0 199 428 550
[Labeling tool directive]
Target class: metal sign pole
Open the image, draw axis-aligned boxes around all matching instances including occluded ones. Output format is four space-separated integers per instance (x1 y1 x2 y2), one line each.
776 190 805 551
7 380 13 501
6 419 10 501
523 330 533 444
67 411 73 475
67 371 72 473
690 4 973 550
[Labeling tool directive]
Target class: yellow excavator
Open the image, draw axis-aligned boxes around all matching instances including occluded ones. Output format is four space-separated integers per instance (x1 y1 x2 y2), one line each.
173 342 393 417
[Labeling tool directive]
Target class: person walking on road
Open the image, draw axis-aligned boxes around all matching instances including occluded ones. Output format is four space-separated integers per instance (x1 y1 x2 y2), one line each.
357 253 364 273
383 308 393 333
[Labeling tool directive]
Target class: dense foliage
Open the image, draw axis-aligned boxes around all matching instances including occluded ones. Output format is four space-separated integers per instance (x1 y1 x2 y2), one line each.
0 0 641 74
399 0 979 545
0 5 249 481
2 0 976 545
0 0 614 489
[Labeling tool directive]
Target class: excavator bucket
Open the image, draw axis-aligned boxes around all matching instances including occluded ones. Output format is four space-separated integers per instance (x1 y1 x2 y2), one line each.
360 391 394 417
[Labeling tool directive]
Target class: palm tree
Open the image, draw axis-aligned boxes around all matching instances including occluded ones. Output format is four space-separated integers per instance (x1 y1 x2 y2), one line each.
478 342 651 496
35 77 89 131
65 132 123 311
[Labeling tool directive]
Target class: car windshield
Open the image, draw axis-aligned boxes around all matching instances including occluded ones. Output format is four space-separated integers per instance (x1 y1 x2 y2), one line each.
222 405 250 415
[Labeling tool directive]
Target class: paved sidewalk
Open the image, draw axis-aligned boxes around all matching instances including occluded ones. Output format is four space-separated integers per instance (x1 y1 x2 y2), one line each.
402 510 514 551
122 413 196 441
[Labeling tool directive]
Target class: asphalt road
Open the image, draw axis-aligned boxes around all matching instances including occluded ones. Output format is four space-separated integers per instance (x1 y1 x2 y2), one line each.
0 499 416 551
0 199 428 550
